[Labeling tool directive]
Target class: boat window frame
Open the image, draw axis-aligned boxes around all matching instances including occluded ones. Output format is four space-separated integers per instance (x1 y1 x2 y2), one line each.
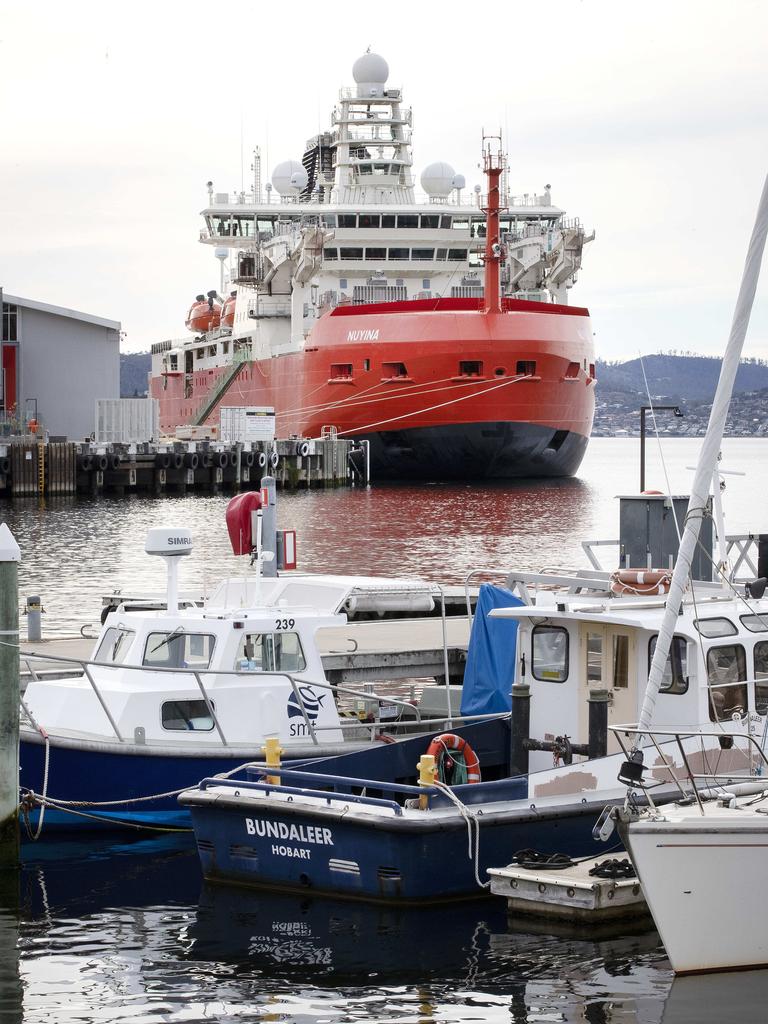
236 630 307 674
94 626 136 665
740 613 768 633
706 642 747 721
531 624 569 683
142 630 217 670
694 616 738 638
161 698 216 732
648 634 689 695
755 640 768 715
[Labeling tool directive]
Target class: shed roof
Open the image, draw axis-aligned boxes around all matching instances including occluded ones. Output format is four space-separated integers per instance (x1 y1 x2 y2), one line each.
2 293 120 332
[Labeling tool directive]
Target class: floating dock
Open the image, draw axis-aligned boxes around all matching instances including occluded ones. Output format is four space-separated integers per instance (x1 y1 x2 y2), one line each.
0 437 364 498
488 855 648 923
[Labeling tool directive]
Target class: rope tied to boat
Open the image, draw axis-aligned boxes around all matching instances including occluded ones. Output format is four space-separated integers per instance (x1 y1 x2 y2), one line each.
588 857 637 880
510 848 575 871
432 780 490 890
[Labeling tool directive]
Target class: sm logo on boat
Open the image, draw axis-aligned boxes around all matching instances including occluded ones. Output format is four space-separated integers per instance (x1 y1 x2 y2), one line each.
287 685 326 736
346 329 379 341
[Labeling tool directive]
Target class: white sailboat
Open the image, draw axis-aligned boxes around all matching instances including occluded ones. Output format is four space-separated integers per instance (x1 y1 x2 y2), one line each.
614 172 768 974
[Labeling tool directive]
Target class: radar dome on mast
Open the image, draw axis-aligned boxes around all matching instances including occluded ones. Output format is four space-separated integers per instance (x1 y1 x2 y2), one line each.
352 50 389 98
271 160 308 197
420 162 457 198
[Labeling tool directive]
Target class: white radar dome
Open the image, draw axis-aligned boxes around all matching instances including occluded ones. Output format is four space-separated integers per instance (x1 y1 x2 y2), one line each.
214 247 228 261
420 162 457 197
271 160 308 196
353 51 389 98
452 174 466 190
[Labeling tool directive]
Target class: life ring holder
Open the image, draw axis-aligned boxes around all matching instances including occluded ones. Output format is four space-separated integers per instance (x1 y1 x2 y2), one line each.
425 733 481 784
610 568 672 596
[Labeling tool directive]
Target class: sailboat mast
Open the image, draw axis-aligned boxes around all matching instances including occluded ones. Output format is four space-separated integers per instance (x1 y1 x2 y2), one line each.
635 174 768 741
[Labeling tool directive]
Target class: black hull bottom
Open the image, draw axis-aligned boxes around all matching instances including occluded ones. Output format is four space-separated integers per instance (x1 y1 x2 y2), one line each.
363 422 590 481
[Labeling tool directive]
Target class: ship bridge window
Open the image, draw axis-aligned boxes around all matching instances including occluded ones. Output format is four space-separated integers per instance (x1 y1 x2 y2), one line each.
420 215 440 229
436 249 448 260
440 216 452 229
338 215 357 228
359 214 381 228
236 632 306 673
195 349 205 361
707 644 747 721
468 251 483 268
257 218 276 234
208 345 217 357
531 625 569 683
323 215 336 228
381 215 396 228
755 641 768 714
388 248 409 260
365 247 386 260
359 164 372 174
323 248 338 260
340 247 364 260
448 249 468 261
396 215 419 229
695 617 737 638
143 631 216 670
95 627 136 665
214 217 230 235
452 218 470 230
649 635 689 695
411 248 435 260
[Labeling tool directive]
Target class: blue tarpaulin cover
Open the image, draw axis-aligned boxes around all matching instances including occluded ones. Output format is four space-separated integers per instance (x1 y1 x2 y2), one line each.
460 584 524 717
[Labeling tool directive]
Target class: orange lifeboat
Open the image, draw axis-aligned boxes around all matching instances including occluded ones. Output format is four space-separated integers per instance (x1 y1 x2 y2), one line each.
185 292 221 334
221 290 237 328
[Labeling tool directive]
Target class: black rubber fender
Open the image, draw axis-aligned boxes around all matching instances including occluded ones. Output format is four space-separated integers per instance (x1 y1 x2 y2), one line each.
155 452 171 469
185 452 199 470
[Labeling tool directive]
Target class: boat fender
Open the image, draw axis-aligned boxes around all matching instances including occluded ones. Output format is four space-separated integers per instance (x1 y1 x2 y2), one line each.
216 451 229 469
0 457 9 475
109 453 122 471
202 451 214 469
155 452 171 470
243 450 255 468
79 455 93 472
96 454 109 472
258 451 268 469
610 568 672 596
270 451 279 469
185 452 199 470
296 441 310 458
425 733 481 784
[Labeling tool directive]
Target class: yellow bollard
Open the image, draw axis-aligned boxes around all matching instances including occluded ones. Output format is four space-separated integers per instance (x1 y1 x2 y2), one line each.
417 753 436 811
263 736 283 786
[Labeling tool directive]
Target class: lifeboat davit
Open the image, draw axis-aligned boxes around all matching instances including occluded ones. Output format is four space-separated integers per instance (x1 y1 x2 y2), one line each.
185 292 221 334
221 290 237 328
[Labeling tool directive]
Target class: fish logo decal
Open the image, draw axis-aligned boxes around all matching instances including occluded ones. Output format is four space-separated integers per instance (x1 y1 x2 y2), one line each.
287 685 326 721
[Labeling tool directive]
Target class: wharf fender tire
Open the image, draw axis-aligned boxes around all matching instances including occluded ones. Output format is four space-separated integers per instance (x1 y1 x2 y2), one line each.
0 457 11 475
155 453 171 470
108 453 122 470
202 452 214 469
185 452 199 470
172 452 185 470
269 451 279 470
243 451 255 468
79 455 93 472
216 451 229 469
425 733 481 784
296 441 310 458
258 451 267 469
96 454 109 472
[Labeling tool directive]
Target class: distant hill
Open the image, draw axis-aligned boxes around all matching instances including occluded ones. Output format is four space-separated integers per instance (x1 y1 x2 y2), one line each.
120 352 151 397
596 354 768 402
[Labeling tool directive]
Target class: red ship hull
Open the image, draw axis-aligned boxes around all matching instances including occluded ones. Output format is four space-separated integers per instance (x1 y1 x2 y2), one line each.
152 297 595 480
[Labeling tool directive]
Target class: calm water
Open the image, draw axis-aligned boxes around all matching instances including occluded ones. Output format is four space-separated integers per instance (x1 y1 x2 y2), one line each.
3 437 768 1022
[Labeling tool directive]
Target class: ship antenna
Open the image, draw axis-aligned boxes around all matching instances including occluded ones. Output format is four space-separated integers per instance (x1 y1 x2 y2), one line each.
482 132 506 315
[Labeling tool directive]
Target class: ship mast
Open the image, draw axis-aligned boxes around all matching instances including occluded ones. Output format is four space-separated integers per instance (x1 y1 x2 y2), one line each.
482 136 506 315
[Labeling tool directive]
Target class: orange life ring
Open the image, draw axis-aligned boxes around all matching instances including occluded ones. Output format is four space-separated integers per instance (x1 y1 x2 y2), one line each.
425 733 481 784
610 568 672 596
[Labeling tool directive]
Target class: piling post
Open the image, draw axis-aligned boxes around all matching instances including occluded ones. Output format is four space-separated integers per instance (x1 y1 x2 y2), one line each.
587 689 610 759
0 524 21 866
260 475 278 578
509 682 531 777
25 596 42 643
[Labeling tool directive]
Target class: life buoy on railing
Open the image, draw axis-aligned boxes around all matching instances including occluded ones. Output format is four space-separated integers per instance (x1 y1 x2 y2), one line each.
425 733 481 784
610 568 672 596
258 451 268 469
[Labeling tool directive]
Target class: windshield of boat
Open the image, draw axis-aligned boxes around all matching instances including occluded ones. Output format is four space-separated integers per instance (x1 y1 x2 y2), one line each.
95 627 135 665
236 631 306 673
143 631 216 670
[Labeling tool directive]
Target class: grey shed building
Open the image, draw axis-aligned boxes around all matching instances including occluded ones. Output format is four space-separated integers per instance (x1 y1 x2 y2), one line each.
1 291 120 440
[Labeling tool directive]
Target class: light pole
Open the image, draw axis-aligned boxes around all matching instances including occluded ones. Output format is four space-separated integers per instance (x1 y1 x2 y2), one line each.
640 405 684 491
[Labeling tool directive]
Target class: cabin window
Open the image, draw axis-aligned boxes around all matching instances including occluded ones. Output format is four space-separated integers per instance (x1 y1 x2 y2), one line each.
755 641 768 714
396 215 418 228
448 249 468 261
436 249 448 260
440 216 452 229
612 635 630 688
586 632 603 684
696 617 737 638
142 631 216 669
161 699 214 732
365 247 387 260
516 361 536 376
648 635 688 694
388 248 409 260
359 214 380 228
420 215 440 229
741 614 768 632
236 632 306 673
453 218 470 230
411 248 435 260
95 627 135 665
338 215 357 228
381 215 396 228
323 248 338 260
340 248 363 260
169 354 178 371
531 625 569 682
706 644 747 721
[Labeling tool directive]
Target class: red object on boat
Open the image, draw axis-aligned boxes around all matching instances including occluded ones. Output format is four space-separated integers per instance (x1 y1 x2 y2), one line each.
186 294 221 334
221 291 237 328
226 492 262 555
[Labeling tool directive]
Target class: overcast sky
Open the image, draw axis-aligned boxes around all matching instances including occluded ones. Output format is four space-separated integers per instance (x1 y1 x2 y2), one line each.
1 0 766 360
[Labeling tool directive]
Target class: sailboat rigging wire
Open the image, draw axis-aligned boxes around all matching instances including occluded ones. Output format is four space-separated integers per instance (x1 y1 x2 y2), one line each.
635 173 768 745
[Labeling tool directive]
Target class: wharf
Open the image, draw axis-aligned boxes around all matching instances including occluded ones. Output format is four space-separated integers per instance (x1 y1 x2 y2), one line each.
0 436 362 498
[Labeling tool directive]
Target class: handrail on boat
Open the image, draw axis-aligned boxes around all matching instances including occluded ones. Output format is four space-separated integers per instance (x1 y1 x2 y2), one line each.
196 774 416 815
